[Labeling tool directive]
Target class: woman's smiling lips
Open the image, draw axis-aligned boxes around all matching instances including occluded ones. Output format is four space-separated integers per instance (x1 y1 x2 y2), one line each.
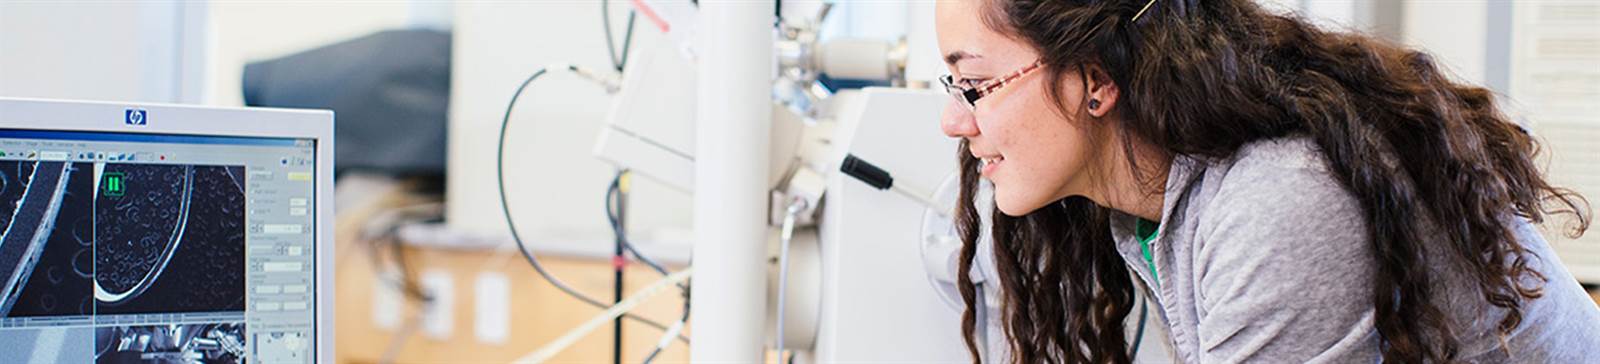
977 154 1005 177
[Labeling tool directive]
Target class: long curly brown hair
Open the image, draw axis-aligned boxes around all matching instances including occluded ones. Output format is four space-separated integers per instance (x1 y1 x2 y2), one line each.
952 0 1592 363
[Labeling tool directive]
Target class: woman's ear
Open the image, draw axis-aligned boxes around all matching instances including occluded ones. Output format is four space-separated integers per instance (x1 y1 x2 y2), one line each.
1083 64 1119 118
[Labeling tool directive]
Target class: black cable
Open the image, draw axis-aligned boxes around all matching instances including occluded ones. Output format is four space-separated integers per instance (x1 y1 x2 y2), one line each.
598 0 671 281
595 120 688 364
387 236 433 302
598 0 669 280
366 231 432 303
363 205 441 364
606 173 672 277
380 237 428 364
602 0 638 72
612 170 627 364
370 236 426 364
621 12 636 69
607 170 694 364
620 175 692 364
363 204 443 303
497 66 689 343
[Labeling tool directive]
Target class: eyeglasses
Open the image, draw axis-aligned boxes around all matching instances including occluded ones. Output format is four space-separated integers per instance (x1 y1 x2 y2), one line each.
940 60 1043 111
939 0 1158 111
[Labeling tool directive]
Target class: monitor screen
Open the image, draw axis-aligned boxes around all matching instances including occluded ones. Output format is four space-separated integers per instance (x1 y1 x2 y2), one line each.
0 129 317 363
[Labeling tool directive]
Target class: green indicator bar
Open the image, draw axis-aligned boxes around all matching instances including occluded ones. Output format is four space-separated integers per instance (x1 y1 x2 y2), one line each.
104 172 125 197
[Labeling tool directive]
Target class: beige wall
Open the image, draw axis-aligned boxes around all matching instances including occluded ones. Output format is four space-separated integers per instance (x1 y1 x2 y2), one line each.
0 1 205 103
444 1 695 260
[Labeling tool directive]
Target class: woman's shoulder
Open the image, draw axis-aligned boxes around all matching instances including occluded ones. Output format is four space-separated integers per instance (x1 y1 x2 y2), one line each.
1201 136 1356 219
1228 136 1330 174
1187 136 1369 255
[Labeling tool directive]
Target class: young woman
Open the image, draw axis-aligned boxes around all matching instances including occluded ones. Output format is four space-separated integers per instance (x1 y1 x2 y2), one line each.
934 0 1600 362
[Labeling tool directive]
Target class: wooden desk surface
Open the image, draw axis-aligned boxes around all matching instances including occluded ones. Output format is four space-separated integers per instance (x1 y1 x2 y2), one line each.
330 184 697 364
335 243 692 364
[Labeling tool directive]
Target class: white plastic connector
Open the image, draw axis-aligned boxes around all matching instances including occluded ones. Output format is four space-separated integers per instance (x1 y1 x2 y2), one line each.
564 64 622 94
770 166 826 226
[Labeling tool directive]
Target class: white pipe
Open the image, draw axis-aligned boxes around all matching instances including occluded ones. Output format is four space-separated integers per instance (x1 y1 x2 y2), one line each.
513 268 695 364
904 1 941 85
691 1 774 362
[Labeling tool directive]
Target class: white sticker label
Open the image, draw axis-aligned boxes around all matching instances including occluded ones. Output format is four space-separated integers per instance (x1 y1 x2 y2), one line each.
475 272 511 345
421 270 454 340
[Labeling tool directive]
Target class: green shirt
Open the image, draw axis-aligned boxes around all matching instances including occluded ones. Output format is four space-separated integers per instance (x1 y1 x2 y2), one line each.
1136 218 1159 283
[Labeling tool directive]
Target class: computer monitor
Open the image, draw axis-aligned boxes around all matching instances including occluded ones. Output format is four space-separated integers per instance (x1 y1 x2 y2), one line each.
0 97 333 363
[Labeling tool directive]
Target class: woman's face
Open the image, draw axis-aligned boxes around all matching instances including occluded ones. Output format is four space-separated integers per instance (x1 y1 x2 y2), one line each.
935 1 1103 216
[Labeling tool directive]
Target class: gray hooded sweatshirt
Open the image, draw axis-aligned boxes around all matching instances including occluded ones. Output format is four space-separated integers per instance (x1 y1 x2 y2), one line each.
1111 137 1600 362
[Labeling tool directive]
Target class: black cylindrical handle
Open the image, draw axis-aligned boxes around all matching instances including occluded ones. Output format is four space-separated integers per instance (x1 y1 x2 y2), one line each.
840 154 893 190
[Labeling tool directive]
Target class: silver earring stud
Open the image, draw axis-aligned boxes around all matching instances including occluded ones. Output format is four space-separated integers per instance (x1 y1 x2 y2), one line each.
1088 99 1101 110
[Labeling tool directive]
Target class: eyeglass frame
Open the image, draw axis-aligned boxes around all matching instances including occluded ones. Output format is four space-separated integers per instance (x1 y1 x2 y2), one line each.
939 60 1044 111
938 0 1159 111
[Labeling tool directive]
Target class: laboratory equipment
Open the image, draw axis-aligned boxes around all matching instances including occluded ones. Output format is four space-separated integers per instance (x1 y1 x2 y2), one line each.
0 97 333 363
562 1 1172 362
814 88 969 362
590 48 1170 363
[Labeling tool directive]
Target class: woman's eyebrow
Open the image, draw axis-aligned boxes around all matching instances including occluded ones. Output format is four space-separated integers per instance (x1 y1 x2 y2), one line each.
944 50 980 66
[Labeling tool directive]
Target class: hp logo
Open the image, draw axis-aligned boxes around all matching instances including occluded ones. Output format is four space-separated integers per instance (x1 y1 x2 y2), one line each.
125 108 147 126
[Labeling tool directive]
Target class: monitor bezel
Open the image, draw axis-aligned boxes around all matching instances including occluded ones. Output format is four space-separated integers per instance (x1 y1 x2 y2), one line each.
0 96 335 363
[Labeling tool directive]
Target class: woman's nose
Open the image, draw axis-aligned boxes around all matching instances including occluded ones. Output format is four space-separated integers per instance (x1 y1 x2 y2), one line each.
940 98 978 138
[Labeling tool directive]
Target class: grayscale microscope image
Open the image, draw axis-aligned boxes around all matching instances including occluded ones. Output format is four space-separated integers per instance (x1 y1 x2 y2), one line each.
0 160 94 318
94 164 246 315
95 322 246 364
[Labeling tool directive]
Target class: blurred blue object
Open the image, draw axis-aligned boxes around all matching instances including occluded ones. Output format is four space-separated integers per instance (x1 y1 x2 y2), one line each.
243 29 451 177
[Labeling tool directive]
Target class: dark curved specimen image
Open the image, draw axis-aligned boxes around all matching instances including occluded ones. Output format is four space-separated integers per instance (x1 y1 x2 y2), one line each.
0 160 93 318
94 163 245 314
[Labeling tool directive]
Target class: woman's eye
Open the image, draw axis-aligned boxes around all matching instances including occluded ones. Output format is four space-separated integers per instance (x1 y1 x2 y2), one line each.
960 78 987 87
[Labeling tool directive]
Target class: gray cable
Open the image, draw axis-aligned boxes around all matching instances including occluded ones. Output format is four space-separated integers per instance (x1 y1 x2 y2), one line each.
640 288 689 364
774 198 806 364
601 0 638 72
606 173 673 277
378 301 428 364
497 66 688 343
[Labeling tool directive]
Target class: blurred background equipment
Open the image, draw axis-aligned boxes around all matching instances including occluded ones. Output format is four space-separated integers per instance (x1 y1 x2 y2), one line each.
243 29 452 177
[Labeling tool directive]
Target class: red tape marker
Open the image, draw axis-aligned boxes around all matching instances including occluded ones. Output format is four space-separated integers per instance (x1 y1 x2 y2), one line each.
631 0 671 34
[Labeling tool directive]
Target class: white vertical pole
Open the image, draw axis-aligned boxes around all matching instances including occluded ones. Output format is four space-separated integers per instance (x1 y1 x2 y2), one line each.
904 1 941 86
691 1 773 362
